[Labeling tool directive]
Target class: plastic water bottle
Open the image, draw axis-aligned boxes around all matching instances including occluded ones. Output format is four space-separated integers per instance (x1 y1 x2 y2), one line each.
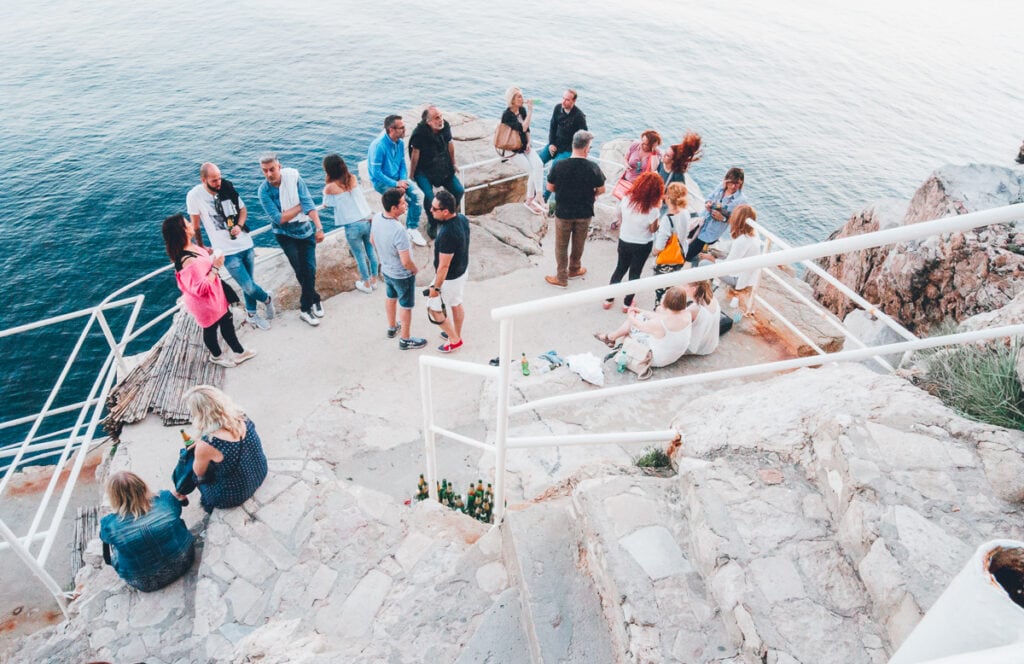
520 353 530 376
616 348 628 373
729 296 742 324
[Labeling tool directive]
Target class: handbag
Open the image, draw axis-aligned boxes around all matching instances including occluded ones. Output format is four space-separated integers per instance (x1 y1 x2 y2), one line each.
171 444 197 496
620 336 653 376
424 289 447 325
493 123 523 157
612 154 656 200
655 214 685 265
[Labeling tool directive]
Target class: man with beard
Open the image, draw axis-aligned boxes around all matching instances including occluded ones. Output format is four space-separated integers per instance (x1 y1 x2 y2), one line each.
187 162 275 330
409 105 463 239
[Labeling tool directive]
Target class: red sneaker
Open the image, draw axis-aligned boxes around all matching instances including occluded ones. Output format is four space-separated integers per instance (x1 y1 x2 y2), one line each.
438 339 464 353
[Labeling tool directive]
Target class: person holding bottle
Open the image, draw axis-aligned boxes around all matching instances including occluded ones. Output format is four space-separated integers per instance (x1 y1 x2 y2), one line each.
501 87 546 214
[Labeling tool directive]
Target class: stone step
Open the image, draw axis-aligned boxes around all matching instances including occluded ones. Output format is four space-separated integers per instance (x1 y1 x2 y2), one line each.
571 473 741 663
503 497 618 663
678 455 889 663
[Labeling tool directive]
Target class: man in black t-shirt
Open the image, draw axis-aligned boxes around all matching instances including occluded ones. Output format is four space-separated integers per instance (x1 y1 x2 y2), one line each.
545 130 606 287
427 191 471 352
409 106 464 239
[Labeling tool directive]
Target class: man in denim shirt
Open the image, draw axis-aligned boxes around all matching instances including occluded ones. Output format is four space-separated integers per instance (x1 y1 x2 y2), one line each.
257 153 326 327
367 114 428 247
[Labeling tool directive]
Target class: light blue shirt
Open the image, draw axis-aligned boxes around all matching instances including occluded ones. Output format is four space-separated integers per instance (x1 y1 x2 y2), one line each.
257 175 317 239
367 131 407 189
370 212 413 279
696 186 748 244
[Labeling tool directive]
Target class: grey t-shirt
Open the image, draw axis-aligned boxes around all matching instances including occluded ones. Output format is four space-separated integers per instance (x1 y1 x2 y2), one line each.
371 212 413 279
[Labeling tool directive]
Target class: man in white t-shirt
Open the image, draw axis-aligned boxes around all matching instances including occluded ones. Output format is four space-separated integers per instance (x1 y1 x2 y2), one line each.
187 162 275 330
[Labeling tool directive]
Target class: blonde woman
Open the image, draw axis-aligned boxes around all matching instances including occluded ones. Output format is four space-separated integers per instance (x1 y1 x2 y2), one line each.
99 471 195 591
184 385 267 513
698 204 762 289
501 86 546 214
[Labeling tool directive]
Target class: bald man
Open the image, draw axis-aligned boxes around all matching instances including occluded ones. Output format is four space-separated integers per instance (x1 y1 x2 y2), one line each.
187 162 275 330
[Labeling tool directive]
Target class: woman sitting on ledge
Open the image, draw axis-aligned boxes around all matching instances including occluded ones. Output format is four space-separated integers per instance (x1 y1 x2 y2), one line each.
184 385 267 513
594 286 693 368
685 279 721 356
99 471 195 592
698 204 762 290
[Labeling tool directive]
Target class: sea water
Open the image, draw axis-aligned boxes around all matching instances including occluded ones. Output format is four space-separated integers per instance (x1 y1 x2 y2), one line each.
1 0 1021 445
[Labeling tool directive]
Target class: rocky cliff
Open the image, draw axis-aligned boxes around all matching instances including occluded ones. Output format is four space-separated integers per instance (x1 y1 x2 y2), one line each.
807 165 1024 334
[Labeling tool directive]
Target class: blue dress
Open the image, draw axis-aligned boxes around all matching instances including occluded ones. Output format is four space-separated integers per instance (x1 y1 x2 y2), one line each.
197 417 268 513
99 490 195 592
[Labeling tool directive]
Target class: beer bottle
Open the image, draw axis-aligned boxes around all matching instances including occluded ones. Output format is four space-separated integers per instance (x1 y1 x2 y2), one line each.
179 429 195 448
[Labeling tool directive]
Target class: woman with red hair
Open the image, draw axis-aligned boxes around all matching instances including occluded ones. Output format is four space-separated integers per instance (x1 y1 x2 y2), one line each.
604 171 664 311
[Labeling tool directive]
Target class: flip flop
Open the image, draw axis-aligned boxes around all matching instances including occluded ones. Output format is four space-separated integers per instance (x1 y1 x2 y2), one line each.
593 332 616 349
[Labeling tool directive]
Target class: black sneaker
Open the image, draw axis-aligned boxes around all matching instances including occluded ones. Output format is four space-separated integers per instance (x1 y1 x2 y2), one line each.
398 337 427 350
386 325 399 339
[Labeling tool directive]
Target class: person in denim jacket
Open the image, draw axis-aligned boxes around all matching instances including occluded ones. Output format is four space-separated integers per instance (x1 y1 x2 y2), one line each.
99 471 195 592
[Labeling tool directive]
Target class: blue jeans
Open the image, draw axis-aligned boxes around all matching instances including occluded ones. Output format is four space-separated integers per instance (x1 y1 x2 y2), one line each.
373 181 424 231
414 173 465 236
342 221 378 282
222 247 269 314
539 148 571 201
274 233 320 313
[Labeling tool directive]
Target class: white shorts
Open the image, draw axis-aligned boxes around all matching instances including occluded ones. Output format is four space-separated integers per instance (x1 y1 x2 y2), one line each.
428 271 467 309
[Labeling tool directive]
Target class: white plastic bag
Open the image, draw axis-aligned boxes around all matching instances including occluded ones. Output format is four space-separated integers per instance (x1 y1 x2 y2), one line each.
565 352 605 386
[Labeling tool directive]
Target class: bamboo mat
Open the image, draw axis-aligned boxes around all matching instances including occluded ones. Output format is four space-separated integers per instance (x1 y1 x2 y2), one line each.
104 310 224 437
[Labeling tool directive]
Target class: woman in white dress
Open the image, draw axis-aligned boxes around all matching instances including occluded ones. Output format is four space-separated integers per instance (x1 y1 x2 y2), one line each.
685 280 720 356
594 286 693 368
699 204 762 290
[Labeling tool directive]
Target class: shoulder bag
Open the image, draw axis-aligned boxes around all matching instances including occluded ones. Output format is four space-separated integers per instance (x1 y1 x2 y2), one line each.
655 213 685 265
494 123 524 157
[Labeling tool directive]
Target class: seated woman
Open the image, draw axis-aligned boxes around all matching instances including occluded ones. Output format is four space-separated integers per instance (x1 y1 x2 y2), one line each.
322 153 378 294
184 385 267 513
622 130 662 184
501 87 546 214
685 280 721 356
99 471 195 592
684 167 748 264
594 286 693 368
698 204 762 290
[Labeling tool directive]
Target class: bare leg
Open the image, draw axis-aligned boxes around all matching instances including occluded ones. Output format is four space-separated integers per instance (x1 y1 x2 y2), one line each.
385 297 397 329
607 317 632 342
451 304 465 341
399 307 413 339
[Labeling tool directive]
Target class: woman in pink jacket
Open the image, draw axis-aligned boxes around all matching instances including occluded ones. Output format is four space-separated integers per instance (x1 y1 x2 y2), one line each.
161 214 256 368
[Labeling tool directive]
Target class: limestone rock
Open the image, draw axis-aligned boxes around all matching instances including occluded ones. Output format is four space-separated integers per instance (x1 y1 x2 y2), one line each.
808 165 1024 334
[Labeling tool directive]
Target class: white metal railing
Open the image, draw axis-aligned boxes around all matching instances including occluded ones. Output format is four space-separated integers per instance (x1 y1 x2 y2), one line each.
0 217 356 615
418 203 1024 527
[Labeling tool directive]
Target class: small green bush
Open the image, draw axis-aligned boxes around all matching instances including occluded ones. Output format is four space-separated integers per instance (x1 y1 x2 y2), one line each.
921 337 1024 430
634 447 672 468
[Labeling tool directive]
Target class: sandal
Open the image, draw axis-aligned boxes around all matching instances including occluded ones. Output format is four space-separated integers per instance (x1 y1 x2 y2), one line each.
593 332 616 349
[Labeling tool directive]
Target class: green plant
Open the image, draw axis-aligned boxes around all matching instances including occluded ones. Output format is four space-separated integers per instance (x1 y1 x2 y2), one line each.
633 447 672 468
920 337 1024 430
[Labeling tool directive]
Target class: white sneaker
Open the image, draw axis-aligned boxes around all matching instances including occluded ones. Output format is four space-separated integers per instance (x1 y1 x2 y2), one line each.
263 295 276 320
209 354 236 368
312 302 325 318
408 228 428 247
247 312 271 330
234 349 257 365
371 280 379 291
355 280 373 294
299 310 320 327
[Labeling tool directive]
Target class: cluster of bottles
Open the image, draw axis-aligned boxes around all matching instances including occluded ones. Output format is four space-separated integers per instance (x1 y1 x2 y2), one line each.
415 475 494 524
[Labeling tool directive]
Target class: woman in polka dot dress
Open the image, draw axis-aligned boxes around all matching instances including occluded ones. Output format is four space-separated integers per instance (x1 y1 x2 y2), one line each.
184 385 268 513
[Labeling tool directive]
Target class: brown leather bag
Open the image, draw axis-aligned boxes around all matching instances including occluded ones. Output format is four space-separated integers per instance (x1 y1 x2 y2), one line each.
494 123 524 157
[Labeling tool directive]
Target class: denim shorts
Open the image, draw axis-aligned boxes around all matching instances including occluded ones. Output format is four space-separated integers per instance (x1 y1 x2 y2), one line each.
384 273 416 309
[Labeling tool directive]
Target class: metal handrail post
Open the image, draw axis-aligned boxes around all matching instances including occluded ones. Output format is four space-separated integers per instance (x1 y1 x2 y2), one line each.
492 319 513 524
94 308 130 377
745 235 770 314
0 311 99 495
37 355 118 565
420 361 438 501
0 518 68 617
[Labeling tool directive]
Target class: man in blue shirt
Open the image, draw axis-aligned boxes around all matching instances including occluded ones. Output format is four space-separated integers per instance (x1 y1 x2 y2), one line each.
257 153 326 327
367 115 428 247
